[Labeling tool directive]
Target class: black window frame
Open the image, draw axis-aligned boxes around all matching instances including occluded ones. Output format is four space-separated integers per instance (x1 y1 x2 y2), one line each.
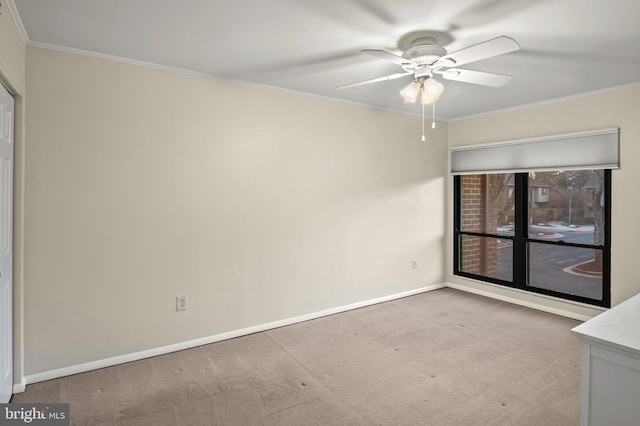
453 171 611 308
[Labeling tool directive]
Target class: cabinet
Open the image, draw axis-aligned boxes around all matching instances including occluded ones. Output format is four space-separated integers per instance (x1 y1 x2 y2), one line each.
572 294 640 426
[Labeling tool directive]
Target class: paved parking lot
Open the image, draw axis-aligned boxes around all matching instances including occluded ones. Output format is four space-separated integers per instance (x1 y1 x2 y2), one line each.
496 226 601 300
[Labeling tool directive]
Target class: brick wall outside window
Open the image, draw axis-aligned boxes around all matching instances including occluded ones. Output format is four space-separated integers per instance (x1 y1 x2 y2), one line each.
460 174 499 277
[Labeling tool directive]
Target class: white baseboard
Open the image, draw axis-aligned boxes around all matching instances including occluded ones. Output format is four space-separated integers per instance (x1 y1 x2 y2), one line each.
446 282 602 322
18 283 446 389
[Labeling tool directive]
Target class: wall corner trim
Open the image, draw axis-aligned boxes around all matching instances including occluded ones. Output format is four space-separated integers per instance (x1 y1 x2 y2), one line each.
12 377 26 394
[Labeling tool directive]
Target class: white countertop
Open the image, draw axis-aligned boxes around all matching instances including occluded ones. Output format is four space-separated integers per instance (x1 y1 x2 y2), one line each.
572 292 640 358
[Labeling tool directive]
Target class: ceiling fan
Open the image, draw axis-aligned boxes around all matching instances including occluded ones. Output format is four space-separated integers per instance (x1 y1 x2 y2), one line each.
338 35 520 104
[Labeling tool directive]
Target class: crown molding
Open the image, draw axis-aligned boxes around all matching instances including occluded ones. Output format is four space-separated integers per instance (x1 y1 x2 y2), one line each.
450 81 640 122
4 0 28 44
27 41 446 121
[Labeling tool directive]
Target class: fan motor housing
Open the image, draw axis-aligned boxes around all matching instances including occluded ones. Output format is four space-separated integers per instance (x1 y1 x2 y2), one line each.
401 45 447 66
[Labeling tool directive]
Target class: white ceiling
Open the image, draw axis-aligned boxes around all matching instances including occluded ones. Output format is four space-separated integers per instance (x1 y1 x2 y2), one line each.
10 0 640 120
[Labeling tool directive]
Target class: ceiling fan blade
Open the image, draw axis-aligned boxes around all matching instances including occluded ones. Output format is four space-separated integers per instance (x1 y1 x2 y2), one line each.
362 49 416 67
438 69 512 87
337 72 413 89
436 36 519 68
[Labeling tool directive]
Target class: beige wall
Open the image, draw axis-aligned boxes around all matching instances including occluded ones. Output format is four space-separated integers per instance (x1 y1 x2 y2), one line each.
448 85 640 316
0 3 25 92
0 3 26 390
23 46 447 375
17 27 639 381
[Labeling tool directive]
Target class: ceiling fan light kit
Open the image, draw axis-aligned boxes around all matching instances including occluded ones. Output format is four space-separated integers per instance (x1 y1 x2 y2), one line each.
400 76 443 104
420 78 443 104
400 80 423 103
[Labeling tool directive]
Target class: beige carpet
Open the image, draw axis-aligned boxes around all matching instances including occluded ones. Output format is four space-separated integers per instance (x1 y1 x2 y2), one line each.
11 288 583 425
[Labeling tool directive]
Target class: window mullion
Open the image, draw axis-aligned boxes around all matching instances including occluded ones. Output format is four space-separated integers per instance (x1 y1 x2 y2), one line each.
453 175 461 274
513 173 528 286
603 170 612 307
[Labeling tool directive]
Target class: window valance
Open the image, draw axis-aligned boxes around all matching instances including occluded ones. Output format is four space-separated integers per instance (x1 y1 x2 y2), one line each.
450 128 619 175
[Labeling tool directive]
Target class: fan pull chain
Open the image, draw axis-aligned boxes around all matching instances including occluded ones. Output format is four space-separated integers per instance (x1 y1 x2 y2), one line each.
421 102 426 142
432 101 436 129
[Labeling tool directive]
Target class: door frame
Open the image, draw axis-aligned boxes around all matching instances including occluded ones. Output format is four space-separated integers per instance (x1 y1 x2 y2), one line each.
0 78 14 403
0 66 25 396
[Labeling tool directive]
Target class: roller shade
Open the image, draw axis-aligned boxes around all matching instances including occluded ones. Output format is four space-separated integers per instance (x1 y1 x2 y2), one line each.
450 128 619 175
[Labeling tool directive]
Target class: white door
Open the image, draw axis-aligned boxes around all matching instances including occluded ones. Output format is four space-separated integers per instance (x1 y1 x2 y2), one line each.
0 82 14 403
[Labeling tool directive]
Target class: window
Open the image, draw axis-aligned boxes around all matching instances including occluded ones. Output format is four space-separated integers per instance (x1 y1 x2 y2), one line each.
454 170 611 307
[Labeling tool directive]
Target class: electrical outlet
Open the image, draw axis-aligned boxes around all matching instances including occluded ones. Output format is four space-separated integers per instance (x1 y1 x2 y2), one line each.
176 295 187 311
412 259 418 269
